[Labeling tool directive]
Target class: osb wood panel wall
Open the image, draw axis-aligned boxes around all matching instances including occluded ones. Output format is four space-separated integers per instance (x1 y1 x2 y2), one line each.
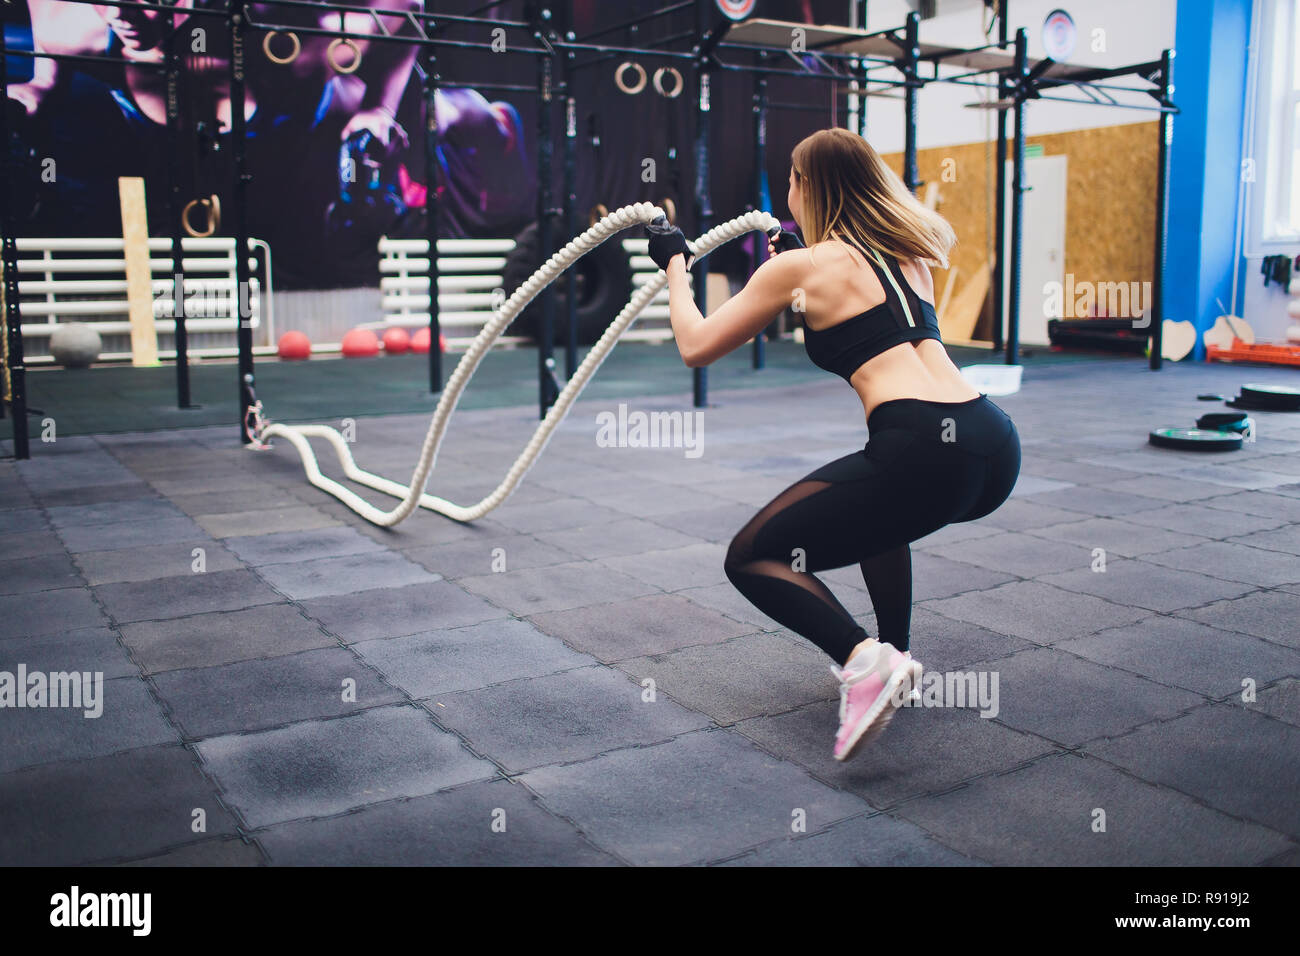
879 121 1159 331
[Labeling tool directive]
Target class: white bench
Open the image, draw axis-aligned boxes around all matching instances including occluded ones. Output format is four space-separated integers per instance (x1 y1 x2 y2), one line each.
14 237 272 363
377 236 682 348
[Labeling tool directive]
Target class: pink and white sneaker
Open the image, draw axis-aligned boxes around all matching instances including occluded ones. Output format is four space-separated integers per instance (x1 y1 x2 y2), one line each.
829 641 923 761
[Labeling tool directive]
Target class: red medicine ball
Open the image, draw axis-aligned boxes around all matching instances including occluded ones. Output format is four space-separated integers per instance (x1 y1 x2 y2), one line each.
277 330 312 360
341 327 380 358
409 329 448 354
382 327 411 355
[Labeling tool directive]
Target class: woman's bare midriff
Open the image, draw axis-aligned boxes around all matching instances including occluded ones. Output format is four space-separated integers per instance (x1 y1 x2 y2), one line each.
798 241 981 423
846 340 982 422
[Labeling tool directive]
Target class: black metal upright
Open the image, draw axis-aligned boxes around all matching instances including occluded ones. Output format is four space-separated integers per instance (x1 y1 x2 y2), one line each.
692 0 713 409
991 7 1009 354
229 0 255 443
421 47 442 394
164 2 191 408
853 0 868 136
0 21 29 459
1150 49 1174 371
751 73 767 370
901 12 920 193
1006 27 1028 367
562 17 578 381
533 5 557 419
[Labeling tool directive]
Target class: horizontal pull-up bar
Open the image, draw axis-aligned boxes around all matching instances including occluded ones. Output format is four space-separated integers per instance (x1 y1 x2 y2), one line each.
564 42 699 77
241 13 546 55
710 52 905 87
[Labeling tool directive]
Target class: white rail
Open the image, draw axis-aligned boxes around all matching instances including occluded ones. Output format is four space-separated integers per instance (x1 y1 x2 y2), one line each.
14 236 272 363
376 234 679 350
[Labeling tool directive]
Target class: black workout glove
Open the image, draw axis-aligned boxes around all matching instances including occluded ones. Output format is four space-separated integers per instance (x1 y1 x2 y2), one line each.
768 228 805 254
645 220 693 271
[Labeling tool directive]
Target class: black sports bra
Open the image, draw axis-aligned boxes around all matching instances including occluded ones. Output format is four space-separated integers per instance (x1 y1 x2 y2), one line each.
800 246 943 382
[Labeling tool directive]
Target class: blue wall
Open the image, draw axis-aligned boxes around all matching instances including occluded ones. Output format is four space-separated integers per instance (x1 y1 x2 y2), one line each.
1167 0 1254 358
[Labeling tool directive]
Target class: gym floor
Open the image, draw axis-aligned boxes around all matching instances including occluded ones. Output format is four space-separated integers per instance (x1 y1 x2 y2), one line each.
1 348 1298 865
0 340 1099 438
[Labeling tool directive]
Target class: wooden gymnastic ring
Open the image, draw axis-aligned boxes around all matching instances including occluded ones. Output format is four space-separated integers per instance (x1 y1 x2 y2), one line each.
614 61 647 95
262 30 301 65
659 197 677 226
327 37 362 75
653 66 683 98
182 195 220 238
587 203 609 228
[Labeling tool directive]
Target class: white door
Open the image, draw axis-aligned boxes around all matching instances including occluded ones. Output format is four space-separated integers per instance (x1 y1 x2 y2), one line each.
1002 155 1067 347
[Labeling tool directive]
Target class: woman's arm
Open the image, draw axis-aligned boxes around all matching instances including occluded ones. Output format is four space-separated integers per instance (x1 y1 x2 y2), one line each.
9 0 109 115
339 0 422 148
667 251 807 368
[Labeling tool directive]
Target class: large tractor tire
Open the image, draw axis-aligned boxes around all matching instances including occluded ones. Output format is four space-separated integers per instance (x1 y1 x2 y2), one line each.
502 212 634 346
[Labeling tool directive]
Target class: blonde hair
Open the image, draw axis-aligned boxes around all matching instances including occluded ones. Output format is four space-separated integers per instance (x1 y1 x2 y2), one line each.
791 128 957 269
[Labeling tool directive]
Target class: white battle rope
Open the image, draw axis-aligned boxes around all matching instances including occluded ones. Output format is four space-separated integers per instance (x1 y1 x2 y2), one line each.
256 203 780 527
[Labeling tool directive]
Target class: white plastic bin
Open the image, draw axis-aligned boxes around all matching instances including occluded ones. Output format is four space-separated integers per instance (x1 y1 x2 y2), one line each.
960 363 1023 397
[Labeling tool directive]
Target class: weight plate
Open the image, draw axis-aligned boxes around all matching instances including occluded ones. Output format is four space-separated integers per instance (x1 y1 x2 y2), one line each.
1196 393 1226 401
1148 427 1243 451
1230 395 1298 412
1225 398 1280 412
1240 383 1300 411
1196 412 1251 432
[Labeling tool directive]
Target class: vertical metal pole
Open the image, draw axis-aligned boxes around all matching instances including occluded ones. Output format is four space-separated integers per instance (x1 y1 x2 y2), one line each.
230 1 255 442
1151 49 1174 371
165 3 191 408
0 21 30 459
422 47 443 393
847 0 862 135
902 12 920 193
1007 27 1027 367
752 73 767 370
535 11 556 419
563 67 578 379
692 2 712 409
857 56 868 138
991 14 1008 354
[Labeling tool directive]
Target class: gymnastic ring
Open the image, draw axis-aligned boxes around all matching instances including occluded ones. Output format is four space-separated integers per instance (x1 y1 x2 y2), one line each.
653 66 683 99
182 195 220 238
587 203 609 228
328 37 362 75
614 61 647 95
262 30 301 65
659 197 677 226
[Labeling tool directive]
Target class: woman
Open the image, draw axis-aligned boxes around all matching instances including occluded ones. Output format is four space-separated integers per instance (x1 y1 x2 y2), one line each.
646 128 1021 761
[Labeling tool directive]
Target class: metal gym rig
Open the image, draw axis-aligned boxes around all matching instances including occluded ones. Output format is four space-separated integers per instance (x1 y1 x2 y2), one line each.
0 0 1177 461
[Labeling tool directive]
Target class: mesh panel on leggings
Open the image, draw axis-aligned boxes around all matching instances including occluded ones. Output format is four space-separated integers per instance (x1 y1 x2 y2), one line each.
723 480 869 664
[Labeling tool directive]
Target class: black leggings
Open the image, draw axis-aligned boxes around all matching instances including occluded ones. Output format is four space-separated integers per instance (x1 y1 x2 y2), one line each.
724 395 1021 665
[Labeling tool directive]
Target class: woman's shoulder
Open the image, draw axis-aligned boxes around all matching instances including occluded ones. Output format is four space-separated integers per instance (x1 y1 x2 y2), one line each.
897 257 936 301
